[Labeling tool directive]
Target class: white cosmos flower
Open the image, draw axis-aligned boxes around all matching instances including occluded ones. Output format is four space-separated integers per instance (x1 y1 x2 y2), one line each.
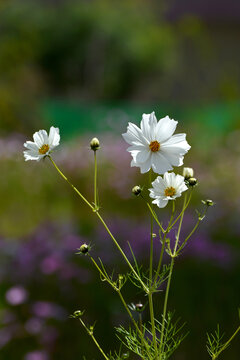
122 112 191 174
23 126 60 161
149 172 188 208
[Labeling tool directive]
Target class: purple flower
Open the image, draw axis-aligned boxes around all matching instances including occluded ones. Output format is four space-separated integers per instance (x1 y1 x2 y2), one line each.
24 351 49 360
5 286 28 305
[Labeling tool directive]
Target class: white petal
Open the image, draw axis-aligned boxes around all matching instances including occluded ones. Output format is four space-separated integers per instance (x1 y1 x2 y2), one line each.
140 112 157 141
23 150 42 161
152 198 168 208
49 126 60 147
135 149 151 164
33 130 48 147
161 133 191 152
160 150 184 167
131 156 152 173
24 141 39 152
155 116 178 143
151 152 173 174
122 122 148 146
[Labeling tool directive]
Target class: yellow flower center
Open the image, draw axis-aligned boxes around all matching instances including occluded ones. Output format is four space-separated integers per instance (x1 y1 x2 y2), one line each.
149 140 160 152
39 144 50 154
164 187 176 197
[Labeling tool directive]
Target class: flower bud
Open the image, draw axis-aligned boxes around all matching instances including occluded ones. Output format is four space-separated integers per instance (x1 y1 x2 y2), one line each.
132 185 142 196
202 199 214 207
183 167 194 180
135 302 144 312
90 137 100 151
79 243 89 254
73 310 83 318
187 177 198 187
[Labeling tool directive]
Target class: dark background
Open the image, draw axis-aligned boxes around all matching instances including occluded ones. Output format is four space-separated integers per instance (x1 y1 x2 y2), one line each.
0 1 239 359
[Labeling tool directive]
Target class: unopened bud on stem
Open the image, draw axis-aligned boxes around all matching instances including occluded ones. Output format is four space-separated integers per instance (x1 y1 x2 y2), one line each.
187 177 198 187
90 137 100 151
132 185 142 196
183 167 194 180
79 243 89 254
202 199 214 207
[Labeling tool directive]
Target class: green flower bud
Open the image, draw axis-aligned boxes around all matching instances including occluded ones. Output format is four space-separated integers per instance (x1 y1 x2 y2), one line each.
202 199 214 206
187 177 198 187
90 137 100 151
132 185 142 196
135 302 144 312
79 243 89 254
73 310 83 318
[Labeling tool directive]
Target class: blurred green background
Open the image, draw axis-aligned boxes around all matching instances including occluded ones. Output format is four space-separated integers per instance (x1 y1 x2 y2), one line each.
0 0 240 359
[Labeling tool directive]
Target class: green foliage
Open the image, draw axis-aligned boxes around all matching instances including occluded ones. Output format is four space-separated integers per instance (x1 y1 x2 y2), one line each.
206 325 225 359
116 312 187 359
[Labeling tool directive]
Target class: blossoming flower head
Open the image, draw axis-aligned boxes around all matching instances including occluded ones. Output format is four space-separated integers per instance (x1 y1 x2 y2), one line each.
122 112 190 174
149 172 188 208
23 126 60 161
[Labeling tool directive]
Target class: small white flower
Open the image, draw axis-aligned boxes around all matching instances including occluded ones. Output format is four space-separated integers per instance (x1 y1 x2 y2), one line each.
23 126 60 161
122 112 190 174
149 172 188 208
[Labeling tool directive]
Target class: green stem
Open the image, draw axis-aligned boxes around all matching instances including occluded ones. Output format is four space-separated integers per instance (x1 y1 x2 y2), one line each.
117 290 152 358
49 155 94 210
78 318 109 360
168 191 192 231
49 156 148 293
148 170 158 354
94 150 98 209
159 258 174 358
154 201 175 285
159 195 187 358
146 202 165 233
213 326 240 360
173 194 187 255
95 212 148 293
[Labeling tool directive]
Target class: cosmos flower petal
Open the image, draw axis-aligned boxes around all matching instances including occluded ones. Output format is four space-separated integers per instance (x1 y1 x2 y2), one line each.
161 133 191 151
131 156 152 173
160 150 184 167
24 151 44 161
155 116 178 143
152 198 168 208
135 149 151 164
140 112 157 141
122 123 149 146
49 127 60 147
24 141 39 151
151 152 173 174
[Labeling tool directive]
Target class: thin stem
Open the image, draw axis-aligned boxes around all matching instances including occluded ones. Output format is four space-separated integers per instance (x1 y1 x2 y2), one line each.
95 212 148 293
146 202 165 233
94 150 98 209
213 326 240 360
173 194 187 255
159 258 174 358
117 290 152 358
89 256 151 357
78 318 109 360
154 201 175 285
148 170 158 354
168 191 192 231
159 195 187 358
49 155 94 210
49 156 148 293
148 292 158 353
